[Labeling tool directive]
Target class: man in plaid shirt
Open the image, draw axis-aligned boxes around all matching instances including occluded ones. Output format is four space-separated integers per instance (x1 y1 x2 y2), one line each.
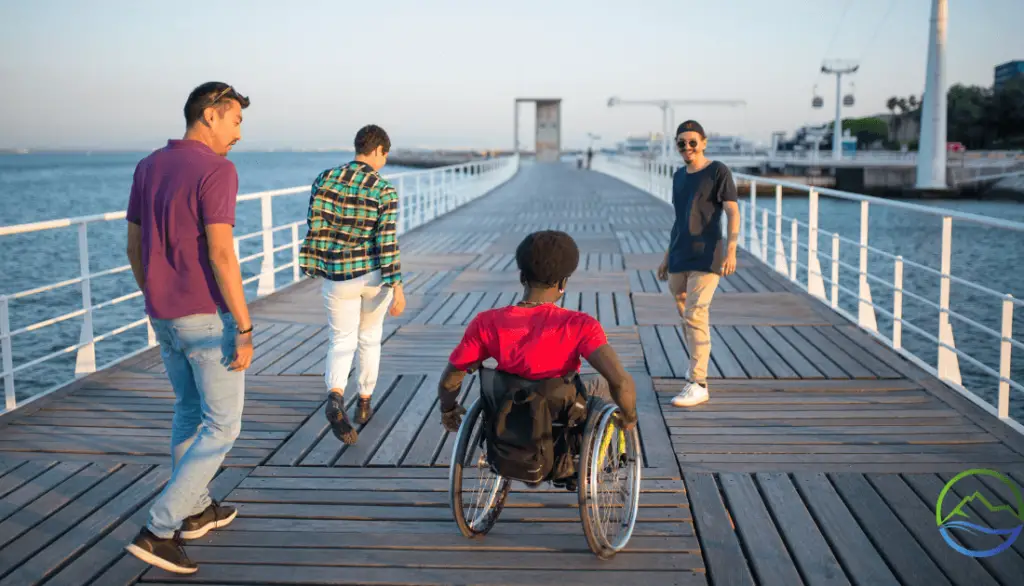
299 124 406 443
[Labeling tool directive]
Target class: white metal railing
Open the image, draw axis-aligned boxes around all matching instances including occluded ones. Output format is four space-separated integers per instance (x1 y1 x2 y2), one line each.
631 150 1024 170
0 155 519 413
593 153 1024 433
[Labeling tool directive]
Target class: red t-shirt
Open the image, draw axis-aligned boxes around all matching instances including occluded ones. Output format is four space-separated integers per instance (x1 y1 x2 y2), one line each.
448 304 608 380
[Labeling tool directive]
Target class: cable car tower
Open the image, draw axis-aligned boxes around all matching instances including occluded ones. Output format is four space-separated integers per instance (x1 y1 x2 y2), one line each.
819 60 859 161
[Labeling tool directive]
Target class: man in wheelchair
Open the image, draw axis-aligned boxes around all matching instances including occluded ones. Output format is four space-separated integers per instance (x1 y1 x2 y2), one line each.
436 230 638 491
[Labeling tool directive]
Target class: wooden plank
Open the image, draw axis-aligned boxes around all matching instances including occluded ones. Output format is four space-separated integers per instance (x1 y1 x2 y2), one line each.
298 375 398 467
791 327 876 379
0 465 167 586
614 292 636 326
828 473 951 586
751 326 825 379
789 473 900 585
717 473 804 585
638 327 673 378
716 327 774 379
734 326 798 379
901 472 1024 584
427 292 468 325
370 375 439 466
141 565 706 585
683 472 755 585
0 462 89 522
335 375 423 466
597 292 617 327
754 473 849 586
228 502 689 523
709 327 746 379
775 326 849 379
53 467 251 586
184 529 697 553
834 324 1024 458
0 463 119 550
656 325 691 379
632 373 679 475
865 474 1000 585
0 460 56 499
817 326 901 379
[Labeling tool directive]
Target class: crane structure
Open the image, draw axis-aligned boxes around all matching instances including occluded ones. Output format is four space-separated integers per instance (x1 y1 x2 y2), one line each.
606 97 746 161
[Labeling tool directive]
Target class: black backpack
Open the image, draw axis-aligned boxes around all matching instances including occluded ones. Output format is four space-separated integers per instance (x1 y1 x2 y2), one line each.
478 368 585 484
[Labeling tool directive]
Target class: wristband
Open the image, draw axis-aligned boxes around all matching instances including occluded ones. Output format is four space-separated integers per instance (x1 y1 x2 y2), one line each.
237 324 254 335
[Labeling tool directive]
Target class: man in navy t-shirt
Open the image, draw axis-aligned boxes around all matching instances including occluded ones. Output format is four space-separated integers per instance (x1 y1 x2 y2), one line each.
656 120 740 407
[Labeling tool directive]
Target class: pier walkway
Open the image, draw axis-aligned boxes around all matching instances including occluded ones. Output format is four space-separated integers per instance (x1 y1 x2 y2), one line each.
1 163 1024 585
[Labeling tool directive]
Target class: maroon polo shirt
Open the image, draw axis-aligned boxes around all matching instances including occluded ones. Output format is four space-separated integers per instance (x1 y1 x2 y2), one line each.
126 139 237 320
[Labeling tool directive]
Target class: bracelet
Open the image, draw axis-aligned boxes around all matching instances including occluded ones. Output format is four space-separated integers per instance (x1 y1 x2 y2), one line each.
237 324 254 335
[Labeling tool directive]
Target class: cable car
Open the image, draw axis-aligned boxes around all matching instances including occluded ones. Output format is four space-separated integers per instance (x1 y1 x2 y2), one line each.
843 94 854 106
812 96 824 108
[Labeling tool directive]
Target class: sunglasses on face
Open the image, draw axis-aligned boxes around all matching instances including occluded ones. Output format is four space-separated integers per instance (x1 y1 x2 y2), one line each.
677 139 700 149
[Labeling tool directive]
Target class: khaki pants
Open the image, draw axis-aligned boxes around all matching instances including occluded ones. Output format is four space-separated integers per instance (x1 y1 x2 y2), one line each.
668 271 721 384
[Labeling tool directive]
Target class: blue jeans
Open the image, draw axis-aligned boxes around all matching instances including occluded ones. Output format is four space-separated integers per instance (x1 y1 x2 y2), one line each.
146 312 244 539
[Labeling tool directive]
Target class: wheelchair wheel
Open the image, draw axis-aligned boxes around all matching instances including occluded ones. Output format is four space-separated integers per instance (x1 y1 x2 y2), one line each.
577 401 642 559
449 397 510 538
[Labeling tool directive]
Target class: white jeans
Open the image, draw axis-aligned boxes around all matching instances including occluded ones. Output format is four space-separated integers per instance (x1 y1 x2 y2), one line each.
321 271 394 397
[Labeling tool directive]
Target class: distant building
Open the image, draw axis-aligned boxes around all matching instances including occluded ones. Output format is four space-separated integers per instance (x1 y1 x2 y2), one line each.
994 60 1024 90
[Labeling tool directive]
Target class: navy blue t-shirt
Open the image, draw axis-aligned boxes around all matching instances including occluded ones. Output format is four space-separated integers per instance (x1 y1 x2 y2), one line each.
667 160 738 273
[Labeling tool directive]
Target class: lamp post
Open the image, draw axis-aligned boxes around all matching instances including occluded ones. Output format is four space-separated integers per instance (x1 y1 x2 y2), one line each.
607 97 746 161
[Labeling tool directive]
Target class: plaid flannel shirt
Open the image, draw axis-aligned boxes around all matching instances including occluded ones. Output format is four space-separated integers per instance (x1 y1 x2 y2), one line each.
298 161 402 286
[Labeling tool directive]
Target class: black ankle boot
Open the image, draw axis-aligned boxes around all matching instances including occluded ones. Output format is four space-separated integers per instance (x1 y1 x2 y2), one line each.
325 393 357 444
354 396 373 425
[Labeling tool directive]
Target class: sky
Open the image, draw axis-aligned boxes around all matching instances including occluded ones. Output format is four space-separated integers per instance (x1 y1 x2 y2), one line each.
0 0 1021 151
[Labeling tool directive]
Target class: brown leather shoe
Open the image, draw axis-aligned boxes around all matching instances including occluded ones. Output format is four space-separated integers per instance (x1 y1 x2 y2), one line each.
354 396 373 425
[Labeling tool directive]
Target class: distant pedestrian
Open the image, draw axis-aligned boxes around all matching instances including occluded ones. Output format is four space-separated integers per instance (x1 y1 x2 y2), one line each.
299 124 406 444
657 120 740 407
586 147 594 169
123 82 254 574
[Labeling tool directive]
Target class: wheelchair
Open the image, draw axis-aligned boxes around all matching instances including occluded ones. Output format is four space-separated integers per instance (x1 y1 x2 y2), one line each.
447 369 642 559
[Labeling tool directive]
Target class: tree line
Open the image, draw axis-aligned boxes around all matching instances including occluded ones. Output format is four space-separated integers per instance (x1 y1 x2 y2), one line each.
882 77 1024 150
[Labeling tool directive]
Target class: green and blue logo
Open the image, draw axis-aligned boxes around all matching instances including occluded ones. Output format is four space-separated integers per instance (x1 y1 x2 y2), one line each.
935 469 1024 558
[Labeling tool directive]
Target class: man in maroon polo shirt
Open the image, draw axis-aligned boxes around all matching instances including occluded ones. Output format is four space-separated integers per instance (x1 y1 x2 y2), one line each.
123 82 254 574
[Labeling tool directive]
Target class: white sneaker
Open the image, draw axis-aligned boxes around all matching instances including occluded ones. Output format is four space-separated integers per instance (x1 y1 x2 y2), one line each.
671 381 709 407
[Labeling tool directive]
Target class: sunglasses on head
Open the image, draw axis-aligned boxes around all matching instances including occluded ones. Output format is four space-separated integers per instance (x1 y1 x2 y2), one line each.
677 139 700 149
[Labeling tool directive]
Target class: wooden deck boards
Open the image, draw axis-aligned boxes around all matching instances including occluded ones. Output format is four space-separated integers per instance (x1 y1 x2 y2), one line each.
1 163 1023 584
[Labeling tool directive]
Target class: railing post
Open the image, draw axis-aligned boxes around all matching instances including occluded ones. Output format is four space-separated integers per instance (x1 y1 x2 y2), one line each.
398 176 407 234
858 201 878 332
291 224 301 283
999 295 1013 418
790 218 798 280
1 296 14 410
257 194 276 296
774 185 786 273
761 209 768 263
807 190 826 299
831 233 839 308
749 181 758 255
75 224 96 376
937 216 962 384
893 256 904 349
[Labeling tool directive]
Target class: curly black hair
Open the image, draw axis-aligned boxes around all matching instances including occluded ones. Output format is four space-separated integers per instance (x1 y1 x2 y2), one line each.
515 230 580 288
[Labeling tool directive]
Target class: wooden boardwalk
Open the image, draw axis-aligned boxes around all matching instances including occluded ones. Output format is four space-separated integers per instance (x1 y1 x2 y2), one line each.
2 163 1024 585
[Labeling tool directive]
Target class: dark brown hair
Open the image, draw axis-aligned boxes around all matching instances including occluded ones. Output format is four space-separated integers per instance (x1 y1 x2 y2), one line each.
354 124 391 155
184 82 250 126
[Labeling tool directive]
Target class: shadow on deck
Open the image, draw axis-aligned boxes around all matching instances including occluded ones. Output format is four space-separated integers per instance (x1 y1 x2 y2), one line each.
1 164 1023 585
